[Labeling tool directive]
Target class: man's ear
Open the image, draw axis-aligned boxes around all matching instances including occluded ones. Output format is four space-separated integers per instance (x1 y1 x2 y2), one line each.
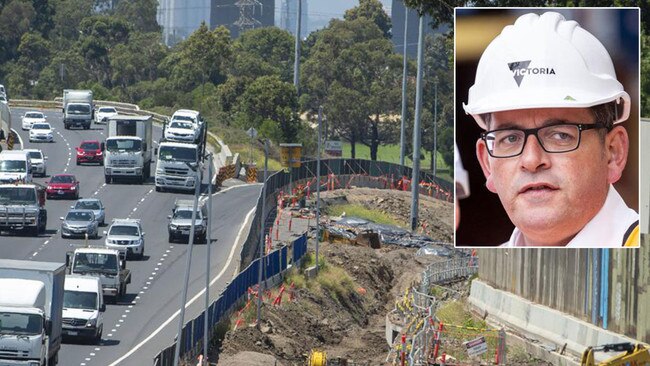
605 125 628 184
476 139 497 193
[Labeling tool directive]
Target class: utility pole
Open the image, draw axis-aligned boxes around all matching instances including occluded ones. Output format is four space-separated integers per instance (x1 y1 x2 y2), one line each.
399 8 409 168
293 0 302 93
433 80 437 177
203 153 213 365
256 139 269 328
315 106 323 273
173 162 202 366
410 12 424 232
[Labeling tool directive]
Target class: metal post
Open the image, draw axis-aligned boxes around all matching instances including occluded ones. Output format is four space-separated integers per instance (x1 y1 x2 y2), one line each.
433 80 437 177
399 8 409 167
203 153 213 365
173 161 202 366
256 140 269 328
410 13 424 232
315 106 322 272
293 0 302 93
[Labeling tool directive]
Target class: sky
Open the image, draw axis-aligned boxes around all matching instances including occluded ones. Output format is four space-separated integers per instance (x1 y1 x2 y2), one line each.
287 0 394 33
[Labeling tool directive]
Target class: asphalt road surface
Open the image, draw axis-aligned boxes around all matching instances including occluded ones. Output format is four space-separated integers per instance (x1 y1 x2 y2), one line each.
2 108 261 366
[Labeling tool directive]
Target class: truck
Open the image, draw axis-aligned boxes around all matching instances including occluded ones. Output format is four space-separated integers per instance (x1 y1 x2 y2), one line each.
103 115 153 184
65 247 131 304
62 275 104 344
62 90 93 130
168 199 208 243
155 141 201 192
0 150 33 184
0 183 47 236
0 259 66 366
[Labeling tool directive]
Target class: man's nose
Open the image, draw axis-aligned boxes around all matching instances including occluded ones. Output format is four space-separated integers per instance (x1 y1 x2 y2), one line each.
519 134 551 172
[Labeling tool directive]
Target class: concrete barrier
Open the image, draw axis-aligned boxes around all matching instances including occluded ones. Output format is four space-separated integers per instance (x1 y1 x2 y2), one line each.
468 280 642 362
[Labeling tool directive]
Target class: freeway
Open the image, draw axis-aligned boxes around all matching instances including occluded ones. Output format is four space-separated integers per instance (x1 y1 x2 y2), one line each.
1 108 262 365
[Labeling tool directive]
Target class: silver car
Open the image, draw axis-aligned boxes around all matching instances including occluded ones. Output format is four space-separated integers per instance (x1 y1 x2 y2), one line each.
104 219 145 260
72 198 105 226
60 209 99 239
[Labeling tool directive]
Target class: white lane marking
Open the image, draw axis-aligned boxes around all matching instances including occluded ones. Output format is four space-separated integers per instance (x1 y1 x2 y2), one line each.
211 184 261 197
90 353 96 356
108 207 256 366
94 348 100 351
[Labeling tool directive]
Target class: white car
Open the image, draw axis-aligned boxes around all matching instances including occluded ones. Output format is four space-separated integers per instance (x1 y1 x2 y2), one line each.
104 219 145 260
95 106 117 124
164 121 199 143
29 122 54 143
22 111 46 130
24 149 47 177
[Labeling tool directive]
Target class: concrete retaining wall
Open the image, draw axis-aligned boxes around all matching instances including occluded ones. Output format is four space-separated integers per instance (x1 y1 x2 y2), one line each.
468 280 641 361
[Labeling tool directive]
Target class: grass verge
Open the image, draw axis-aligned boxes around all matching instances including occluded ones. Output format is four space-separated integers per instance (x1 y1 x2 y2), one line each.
325 203 407 228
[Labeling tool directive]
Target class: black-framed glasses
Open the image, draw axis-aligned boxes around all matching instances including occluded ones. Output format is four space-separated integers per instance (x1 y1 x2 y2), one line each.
481 123 609 158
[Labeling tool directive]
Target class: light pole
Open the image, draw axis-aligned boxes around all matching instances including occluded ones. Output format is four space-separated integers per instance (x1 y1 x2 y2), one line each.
173 161 202 366
203 153 213 365
410 12 424 232
256 139 269 328
399 7 409 168
315 106 323 273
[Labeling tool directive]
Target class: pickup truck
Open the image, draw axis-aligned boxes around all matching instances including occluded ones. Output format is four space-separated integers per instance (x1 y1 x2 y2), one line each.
66 247 131 304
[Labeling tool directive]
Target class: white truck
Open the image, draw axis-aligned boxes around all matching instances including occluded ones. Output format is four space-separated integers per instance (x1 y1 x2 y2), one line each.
103 115 153 184
62 90 93 130
0 150 33 184
62 275 104 343
155 141 201 192
65 247 131 304
0 183 47 236
0 259 66 366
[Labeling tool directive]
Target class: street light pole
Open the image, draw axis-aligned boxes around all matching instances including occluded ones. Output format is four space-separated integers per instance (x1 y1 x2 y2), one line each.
315 106 322 273
173 161 202 366
410 12 424 232
203 153 213 365
256 139 269 328
399 8 409 168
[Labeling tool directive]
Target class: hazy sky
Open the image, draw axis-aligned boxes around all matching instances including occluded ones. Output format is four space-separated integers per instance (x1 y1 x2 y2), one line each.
301 0 393 32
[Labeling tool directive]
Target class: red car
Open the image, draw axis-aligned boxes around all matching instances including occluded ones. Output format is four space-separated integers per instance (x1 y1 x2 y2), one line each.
76 140 104 165
46 174 80 199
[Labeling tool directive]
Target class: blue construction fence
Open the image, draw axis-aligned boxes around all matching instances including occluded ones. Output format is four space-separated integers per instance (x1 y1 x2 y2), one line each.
153 234 308 366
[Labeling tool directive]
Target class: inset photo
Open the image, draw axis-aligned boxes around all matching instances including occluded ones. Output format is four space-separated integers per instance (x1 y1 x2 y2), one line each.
455 8 640 248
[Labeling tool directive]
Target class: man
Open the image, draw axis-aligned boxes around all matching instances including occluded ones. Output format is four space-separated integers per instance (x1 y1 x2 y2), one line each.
463 11 638 247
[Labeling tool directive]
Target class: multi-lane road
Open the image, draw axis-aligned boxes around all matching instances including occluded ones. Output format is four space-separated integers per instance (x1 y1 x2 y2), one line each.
2 108 261 365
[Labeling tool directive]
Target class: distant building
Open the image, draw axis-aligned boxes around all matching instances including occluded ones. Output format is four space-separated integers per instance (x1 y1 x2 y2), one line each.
211 0 275 38
157 0 211 46
279 0 309 39
391 0 447 58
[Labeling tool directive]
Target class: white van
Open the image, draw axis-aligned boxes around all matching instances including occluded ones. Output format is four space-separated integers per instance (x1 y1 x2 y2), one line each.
0 150 32 184
62 275 104 343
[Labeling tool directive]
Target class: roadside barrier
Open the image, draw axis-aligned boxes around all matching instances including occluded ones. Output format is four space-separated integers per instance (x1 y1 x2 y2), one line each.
246 166 258 183
152 234 308 365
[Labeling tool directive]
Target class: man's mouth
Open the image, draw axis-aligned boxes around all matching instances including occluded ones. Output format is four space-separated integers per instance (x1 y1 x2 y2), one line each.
519 183 559 194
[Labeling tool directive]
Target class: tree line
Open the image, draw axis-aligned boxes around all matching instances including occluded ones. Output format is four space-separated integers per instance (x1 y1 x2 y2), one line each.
0 0 646 170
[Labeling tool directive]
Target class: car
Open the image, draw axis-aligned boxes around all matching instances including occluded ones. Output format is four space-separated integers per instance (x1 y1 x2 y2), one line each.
76 140 104 165
72 198 105 226
168 199 207 243
95 106 117 124
22 111 46 130
163 121 199 143
46 174 79 199
29 122 54 143
24 149 47 177
60 209 99 239
104 219 145 260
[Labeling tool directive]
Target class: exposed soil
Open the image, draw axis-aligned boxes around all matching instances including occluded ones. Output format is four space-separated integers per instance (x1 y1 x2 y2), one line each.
213 188 550 366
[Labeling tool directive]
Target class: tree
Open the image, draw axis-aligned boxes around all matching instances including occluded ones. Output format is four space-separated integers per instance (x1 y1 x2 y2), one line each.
110 32 167 88
50 0 93 47
236 75 299 143
161 23 232 92
114 0 160 33
234 27 295 82
344 0 392 38
77 15 131 87
0 0 36 63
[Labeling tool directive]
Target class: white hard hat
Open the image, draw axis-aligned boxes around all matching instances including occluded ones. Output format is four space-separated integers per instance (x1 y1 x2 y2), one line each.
463 12 630 130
